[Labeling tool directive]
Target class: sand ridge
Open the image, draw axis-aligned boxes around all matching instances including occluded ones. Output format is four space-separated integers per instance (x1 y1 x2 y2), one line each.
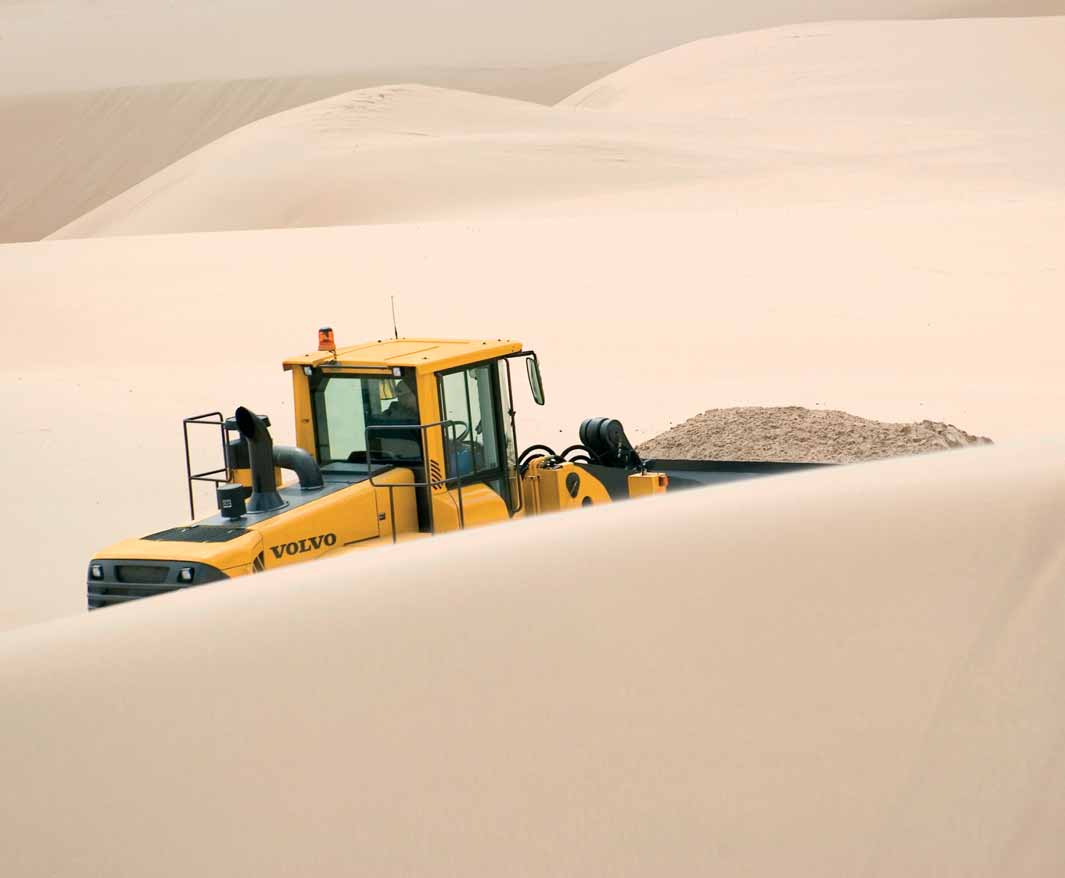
3 441 1064 875
0 64 618 244
48 84 713 238
49 16 1065 239
561 14 1065 114
5 3 1064 243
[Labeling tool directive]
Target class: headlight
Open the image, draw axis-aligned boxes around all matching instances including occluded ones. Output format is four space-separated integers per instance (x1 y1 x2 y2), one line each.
89 563 103 580
178 567 195 584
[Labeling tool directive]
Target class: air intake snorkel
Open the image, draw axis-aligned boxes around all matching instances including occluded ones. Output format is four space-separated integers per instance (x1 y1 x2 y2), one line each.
234 406 286 512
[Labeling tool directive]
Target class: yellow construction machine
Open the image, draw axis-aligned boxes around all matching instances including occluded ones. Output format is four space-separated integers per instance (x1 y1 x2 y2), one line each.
88 333 822 608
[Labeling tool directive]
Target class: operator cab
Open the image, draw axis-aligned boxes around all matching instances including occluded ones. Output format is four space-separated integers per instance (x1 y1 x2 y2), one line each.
286 336 545 531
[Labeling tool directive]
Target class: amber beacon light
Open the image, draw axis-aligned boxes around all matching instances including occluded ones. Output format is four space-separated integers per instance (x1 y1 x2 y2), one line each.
318 326 336 353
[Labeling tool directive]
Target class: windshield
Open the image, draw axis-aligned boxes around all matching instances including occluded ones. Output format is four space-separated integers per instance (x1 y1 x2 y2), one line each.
310 371 421 465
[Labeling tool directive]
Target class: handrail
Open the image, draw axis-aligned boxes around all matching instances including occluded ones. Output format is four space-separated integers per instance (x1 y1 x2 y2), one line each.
182 411 231 519
365 420 468 542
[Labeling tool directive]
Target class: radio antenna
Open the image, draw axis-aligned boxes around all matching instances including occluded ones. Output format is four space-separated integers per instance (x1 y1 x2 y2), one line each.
391 295 399 339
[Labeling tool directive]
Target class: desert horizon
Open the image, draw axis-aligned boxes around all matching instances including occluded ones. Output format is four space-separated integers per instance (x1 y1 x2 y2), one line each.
3 0 1063 241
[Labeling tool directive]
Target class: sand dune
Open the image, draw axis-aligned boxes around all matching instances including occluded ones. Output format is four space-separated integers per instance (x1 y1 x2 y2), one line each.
3 7 1065 870
0 65 615 244
49 84 711 238
51 17 1065 239
563 15 1065 114
3 2 1060 243
3 441 1064 875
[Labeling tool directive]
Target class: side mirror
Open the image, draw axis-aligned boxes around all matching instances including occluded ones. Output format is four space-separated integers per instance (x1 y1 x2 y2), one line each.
526 355 545 406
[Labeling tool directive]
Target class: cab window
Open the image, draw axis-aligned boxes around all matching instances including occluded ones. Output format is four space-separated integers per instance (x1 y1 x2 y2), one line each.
438 362 512 507
309 371 421 466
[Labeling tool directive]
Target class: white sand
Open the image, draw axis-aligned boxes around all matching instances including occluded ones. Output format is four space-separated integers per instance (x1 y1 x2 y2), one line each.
0 65 616 243
3 8 1065 873
50 17 1065 239
3 442 1064 875
3 1 1060 242
49 84 709 238
562 14 1065 115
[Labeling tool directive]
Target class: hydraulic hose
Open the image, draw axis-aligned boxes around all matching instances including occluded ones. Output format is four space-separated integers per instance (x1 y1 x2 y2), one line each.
519 444 557 466
557 444 600 464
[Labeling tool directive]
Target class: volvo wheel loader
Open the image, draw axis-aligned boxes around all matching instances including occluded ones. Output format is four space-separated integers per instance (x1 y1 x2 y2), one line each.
88 333 823 608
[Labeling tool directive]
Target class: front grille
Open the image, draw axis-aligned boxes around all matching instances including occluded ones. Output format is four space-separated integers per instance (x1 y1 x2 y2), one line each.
115 564 168 584
88 559 229 610
90 584 182 607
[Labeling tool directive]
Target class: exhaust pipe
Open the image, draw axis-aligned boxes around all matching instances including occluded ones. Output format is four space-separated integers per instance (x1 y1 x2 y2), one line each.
234 406 285 512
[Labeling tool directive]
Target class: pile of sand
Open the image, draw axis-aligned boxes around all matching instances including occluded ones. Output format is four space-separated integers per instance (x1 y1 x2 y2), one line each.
638 407 992 463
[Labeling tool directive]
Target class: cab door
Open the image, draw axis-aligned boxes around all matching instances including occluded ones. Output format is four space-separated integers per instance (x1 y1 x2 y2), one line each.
436 360 516 527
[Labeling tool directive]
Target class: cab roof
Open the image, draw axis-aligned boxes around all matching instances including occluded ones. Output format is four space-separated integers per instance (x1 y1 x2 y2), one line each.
283 337 523 374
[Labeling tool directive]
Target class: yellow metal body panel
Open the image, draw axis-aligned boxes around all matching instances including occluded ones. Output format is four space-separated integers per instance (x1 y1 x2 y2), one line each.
369 467 420 543
430 483 510 532
291 368 316 454
253 481 381 572
628 472 670 498
325 530 432 561
95 471 420 574
283 337 522 375
95 531 265 577
413 365 448 511
521 459 612 514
